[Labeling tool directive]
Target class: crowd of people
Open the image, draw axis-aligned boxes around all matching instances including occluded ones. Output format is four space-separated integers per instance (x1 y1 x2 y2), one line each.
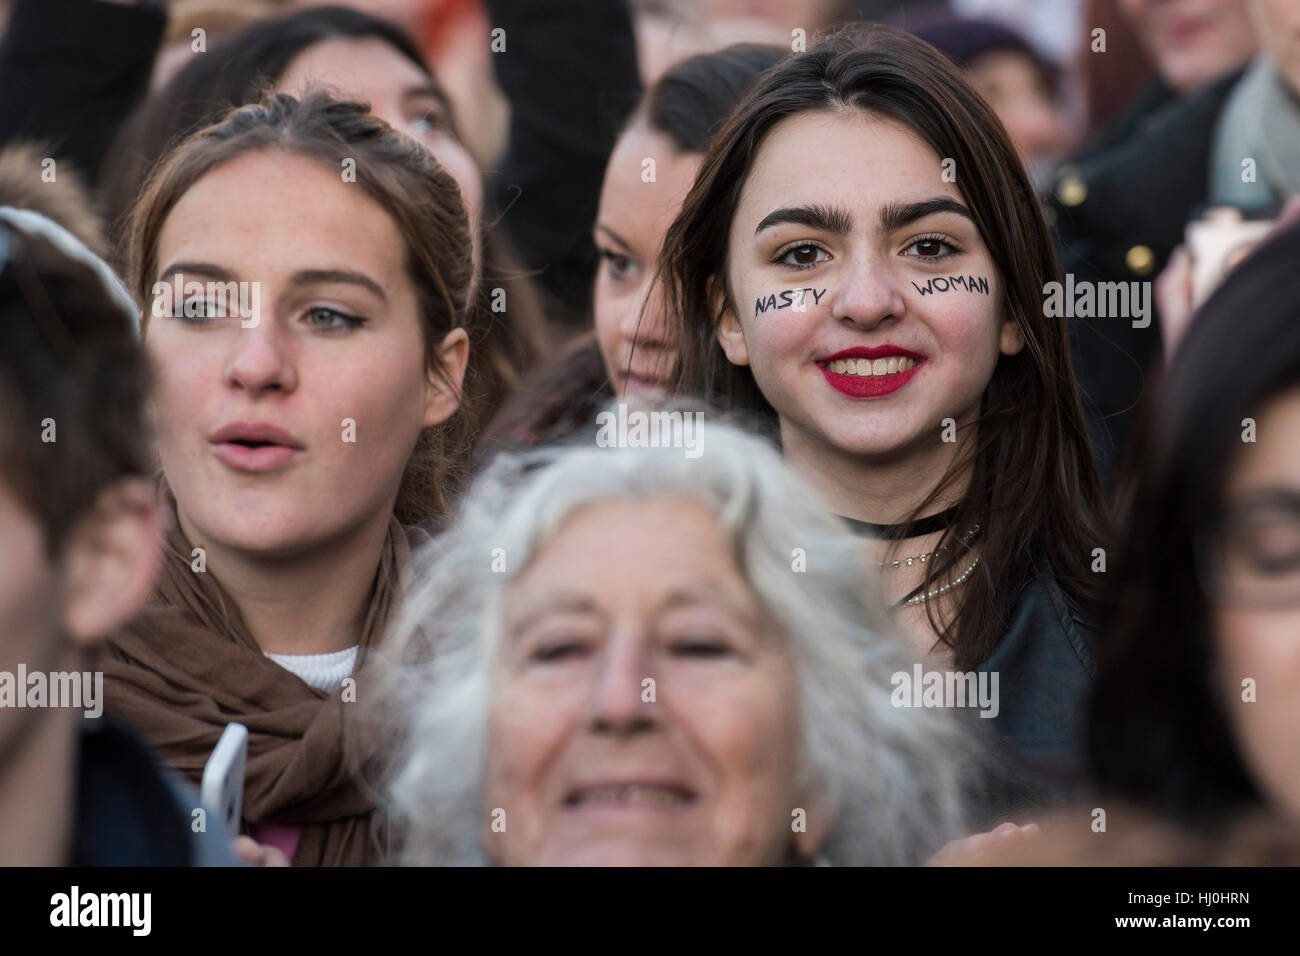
1 0 1299 867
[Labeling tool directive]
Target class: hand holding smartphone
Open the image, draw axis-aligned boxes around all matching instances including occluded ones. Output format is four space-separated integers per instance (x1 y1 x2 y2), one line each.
200 722 248 838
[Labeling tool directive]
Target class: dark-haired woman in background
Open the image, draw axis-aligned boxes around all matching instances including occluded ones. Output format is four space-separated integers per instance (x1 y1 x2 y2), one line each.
662 25 1106 802
482 43 787 454
1091 220 1300 834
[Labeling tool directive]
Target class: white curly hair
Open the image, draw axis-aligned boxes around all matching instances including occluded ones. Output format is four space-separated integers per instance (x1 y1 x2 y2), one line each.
373 410 982 865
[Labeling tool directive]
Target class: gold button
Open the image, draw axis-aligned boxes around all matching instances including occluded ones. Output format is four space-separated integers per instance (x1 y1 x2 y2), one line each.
1056 173 1086 207
1126 244 1155 275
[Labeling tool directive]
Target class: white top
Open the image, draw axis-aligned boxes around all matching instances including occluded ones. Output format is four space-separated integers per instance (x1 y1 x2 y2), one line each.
264 645 358 694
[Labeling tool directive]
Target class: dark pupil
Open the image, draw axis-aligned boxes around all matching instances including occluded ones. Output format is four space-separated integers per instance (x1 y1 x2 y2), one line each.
918 240 940 256
794 245 816 263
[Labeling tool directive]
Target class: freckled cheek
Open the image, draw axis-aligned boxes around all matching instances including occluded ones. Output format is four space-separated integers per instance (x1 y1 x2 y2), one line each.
336 348 430 446
146 337 219 451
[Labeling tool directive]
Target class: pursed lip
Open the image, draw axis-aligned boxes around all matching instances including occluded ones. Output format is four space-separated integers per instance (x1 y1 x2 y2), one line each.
209 421 305 473
209 421 305 449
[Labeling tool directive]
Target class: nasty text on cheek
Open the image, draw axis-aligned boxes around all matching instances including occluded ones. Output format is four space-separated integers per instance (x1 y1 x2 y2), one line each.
754 287 826 316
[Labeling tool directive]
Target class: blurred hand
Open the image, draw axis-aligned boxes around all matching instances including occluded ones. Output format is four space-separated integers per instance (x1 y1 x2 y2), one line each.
926 821 1041 865
233 835 290 867
1161 197 1300 358
1155 245 1194 357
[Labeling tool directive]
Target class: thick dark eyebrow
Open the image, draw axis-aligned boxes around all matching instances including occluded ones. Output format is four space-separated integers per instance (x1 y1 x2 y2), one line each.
878 197 973 233
289 269 387 304
755 203 853 236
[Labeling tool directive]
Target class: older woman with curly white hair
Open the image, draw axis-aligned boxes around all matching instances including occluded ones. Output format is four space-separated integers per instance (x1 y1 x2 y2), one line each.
372 413 984 865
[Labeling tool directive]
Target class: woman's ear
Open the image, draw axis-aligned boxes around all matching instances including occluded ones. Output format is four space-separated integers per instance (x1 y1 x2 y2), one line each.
423 327 471 428
716 296 751 367
999 316 1025 356
60 478 162 644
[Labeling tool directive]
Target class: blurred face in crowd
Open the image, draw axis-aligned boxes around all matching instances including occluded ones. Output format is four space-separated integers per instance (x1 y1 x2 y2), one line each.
1252 0 1300 96
593 120 700 399
717 109 1021 464
276 37 484 247
1119 0 1257 92
0 463 158 811
145 150 463 560
1212 387 1300 823
0 476 66 777
484 497 823 865
963 50 1070 181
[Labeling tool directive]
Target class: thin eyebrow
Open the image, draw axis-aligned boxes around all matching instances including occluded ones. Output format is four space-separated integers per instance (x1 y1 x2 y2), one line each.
402 82 452 114
155 261 236 285
658 586 762 632
508 592 602 637
755 203 853 236
594 224 634 252
290 269 388 304
1226 487 1300 513
878 197 974 233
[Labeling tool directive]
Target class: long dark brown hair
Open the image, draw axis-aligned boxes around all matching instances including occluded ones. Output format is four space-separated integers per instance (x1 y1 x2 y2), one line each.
125 91 479 525
662 24 1106 668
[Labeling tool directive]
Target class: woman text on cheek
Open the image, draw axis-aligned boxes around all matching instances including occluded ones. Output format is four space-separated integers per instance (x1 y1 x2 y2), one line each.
377 421 978 865
96 92 481 865
663 25 1107 796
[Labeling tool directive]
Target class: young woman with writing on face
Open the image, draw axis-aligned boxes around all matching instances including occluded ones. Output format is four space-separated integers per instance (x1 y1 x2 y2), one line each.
662 25 1107 803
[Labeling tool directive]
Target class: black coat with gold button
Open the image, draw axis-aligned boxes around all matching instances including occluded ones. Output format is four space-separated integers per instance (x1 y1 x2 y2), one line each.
1045 70 1243 489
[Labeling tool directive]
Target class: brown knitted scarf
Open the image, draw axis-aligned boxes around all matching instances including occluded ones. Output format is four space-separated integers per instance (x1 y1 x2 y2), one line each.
97 504 427 866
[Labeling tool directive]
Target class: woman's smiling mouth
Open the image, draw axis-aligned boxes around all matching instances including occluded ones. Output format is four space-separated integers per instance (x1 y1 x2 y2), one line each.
817 346 925 398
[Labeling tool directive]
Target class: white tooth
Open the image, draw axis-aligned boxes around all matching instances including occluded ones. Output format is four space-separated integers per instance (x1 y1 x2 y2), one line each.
872 358 888 375
900 358 912 371
854 358 869 376
887 357 900 374
833 359 849 374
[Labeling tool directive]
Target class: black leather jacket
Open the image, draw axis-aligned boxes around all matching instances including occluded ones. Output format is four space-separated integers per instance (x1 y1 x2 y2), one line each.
973 553 1097 807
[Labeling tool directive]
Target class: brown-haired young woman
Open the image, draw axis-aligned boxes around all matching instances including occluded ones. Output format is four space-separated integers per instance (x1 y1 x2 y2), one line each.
662 25 1107 799
98 91 479 865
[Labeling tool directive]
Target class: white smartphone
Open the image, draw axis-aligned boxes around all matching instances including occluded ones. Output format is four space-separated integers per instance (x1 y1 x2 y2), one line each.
200 722 249 837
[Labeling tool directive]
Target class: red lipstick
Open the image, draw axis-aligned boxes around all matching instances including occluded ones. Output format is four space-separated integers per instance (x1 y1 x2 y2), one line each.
816 345 924 399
